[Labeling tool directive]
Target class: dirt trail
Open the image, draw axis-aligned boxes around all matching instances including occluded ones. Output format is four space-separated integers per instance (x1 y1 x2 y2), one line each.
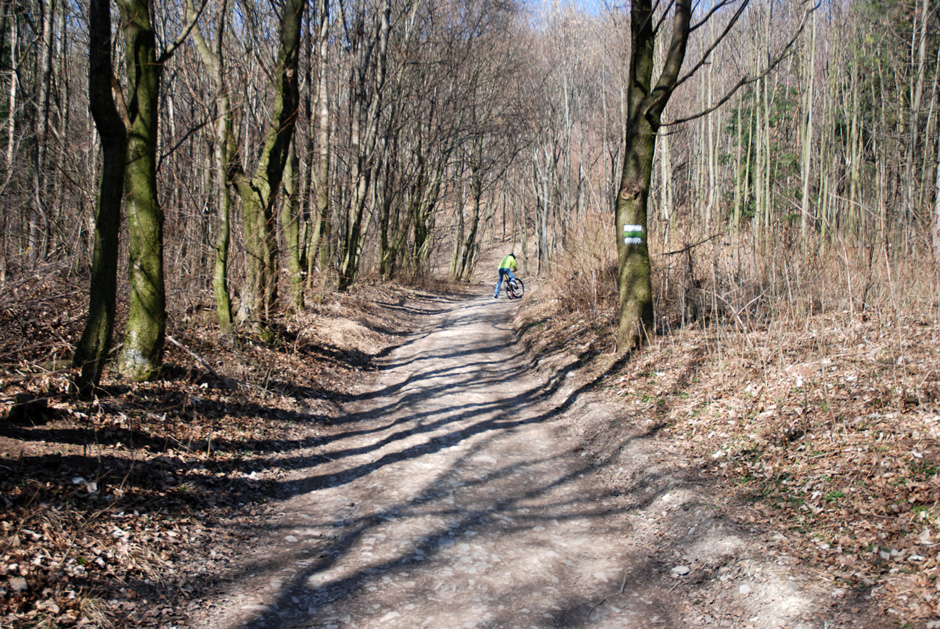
191 289 858 629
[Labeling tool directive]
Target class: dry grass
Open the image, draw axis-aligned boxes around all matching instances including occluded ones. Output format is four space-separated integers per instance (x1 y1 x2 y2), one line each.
517 215 940 624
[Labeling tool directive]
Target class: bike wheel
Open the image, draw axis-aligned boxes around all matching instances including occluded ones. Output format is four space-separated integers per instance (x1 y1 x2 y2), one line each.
507 278 524 299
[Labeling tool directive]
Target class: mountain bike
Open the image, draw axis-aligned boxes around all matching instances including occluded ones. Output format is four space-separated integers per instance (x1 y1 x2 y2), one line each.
506 277 525 299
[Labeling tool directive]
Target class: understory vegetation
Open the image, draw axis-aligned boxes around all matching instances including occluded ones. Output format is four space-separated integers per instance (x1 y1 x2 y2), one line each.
0 270 426 627
518 215 940 625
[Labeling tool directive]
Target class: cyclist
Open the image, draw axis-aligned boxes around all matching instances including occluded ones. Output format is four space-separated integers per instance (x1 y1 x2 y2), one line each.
494 252 518 298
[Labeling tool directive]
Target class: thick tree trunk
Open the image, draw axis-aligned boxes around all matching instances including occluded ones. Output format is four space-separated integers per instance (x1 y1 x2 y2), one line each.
616 124 656 349
72 0 127 395
615 0 691 350
117 0 166 381
232 0 305 334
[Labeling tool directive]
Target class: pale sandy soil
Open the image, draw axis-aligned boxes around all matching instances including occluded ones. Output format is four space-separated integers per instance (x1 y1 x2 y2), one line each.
188 287 888 629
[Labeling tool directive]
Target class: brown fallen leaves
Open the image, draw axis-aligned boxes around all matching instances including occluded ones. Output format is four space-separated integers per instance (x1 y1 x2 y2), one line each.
528 306 940 625
0 266 421 627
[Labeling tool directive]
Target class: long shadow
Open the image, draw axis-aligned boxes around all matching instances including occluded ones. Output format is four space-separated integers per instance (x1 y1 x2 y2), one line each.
178 294 688 626
227 421 684 628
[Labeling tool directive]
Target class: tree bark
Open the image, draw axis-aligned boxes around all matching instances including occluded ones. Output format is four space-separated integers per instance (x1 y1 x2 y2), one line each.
187 0 234 336
800 9 816 247
337 0 391 291
281 139 304 312
116 0 166 381
615 0 691 350
27 0 56 266
72 0 127 395
232 0 306 335
307 0 331 293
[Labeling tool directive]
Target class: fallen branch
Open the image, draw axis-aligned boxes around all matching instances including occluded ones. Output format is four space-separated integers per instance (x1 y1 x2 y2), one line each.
659 231 726 257
165 335 234 387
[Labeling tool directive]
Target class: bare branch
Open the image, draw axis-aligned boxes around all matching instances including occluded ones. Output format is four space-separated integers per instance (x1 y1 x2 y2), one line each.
664 0 816 126
158 0 211 63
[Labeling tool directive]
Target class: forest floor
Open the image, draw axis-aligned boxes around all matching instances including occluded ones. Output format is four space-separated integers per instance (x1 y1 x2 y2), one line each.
0 263 937 627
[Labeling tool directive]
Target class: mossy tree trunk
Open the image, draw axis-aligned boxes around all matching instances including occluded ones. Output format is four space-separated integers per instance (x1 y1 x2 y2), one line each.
232 0 305 334
116 0 166 381
281 139 304 313
616 0 691 350
187 0 235 337
307 0 332 293
72 0 127 395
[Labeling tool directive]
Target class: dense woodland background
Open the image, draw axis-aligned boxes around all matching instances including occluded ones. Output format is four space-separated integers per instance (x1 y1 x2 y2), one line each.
2 0 940 624
1 0 938 352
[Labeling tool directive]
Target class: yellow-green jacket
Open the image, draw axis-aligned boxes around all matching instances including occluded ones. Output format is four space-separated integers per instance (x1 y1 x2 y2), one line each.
498 255 517 271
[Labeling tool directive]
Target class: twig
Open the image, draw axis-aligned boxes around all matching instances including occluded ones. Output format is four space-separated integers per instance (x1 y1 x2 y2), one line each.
587 598 607 620
166 334 221 378
660 231 726 256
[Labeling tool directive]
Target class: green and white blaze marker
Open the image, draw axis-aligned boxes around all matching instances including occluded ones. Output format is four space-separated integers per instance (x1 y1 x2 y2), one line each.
623 224 644 246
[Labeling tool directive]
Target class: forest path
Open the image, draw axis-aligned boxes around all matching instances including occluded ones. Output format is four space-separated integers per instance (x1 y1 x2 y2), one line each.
192 288 837 629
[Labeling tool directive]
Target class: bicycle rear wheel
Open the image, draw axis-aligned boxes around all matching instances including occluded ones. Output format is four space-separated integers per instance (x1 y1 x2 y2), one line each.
507 278 525 299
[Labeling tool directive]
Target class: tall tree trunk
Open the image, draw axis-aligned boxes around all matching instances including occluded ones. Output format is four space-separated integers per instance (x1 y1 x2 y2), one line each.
338 0 390 290
28 0 55 266
799 9 816 247
615 0 691 350
72 0 127 395
458 137 484 281
450 165 465 279
232 0 306 335
281 139 304 312
905 0 929 238
188 0 234 335
116 0 166 381
5 7 16 169
307 0 331 291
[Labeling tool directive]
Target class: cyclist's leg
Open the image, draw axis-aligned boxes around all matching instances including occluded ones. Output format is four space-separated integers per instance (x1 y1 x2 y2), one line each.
495 269 506 297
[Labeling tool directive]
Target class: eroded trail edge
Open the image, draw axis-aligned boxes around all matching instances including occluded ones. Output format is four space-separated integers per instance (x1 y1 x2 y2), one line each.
193 291 848 629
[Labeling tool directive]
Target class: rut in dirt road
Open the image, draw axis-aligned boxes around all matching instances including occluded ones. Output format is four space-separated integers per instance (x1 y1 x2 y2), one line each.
200 291 684 628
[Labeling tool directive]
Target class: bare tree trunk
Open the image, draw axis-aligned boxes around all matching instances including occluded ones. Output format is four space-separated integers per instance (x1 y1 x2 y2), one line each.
905 0 929 243
188 0 234 335
72 0 127 394
458 139 484 281
935 126 940 266
615 0 691 349
338 0 391 291
116 0 166 381
307 0 331 292
6 6 16 168
281 138 304 312
450 162 465 279
799 9 816 247
27 0 55 266
232 0 306 335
